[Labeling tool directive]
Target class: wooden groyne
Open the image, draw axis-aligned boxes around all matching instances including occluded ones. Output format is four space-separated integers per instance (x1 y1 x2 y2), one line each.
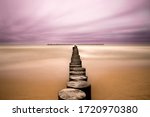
58 45 91 100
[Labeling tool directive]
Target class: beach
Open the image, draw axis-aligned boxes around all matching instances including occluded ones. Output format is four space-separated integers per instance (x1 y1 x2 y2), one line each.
0 45 149 100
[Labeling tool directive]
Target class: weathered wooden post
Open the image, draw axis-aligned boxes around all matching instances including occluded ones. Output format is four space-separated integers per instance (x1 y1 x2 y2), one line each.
69 75 88 81
58 88 86 100
69 70 86 76
70 67 86 71
69 64 82 68
67 81 91 100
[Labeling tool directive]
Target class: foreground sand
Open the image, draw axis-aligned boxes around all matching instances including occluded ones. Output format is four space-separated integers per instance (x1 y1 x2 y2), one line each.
0 45 149 99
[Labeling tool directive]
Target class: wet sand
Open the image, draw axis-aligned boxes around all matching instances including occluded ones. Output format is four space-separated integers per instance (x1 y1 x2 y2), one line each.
0 45 150 100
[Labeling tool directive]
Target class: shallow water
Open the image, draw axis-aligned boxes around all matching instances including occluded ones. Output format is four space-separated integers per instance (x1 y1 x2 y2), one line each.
0 45 149 100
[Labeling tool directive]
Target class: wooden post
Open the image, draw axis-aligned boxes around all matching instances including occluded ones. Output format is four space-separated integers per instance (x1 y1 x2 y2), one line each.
69 64 82 68
69 70 86 76
69 75 88 81
58 88 86 100
67 81 91 100
70 67 86 72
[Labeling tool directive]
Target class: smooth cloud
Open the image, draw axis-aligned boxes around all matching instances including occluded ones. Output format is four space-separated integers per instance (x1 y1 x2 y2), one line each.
0 0 150 44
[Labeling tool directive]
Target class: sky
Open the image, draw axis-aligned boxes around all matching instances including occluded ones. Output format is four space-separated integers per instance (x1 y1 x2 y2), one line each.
0 0 150 44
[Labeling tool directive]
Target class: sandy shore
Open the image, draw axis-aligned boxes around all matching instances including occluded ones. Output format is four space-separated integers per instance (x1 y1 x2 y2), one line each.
0 45 149 99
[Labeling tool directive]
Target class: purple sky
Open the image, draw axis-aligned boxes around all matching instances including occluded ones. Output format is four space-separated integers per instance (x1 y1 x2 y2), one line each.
0 0 150 44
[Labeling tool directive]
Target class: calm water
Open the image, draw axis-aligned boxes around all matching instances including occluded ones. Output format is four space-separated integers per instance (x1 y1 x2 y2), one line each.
0 45 149 100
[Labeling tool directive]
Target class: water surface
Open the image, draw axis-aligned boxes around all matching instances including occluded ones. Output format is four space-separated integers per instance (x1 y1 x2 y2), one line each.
0 45 149 99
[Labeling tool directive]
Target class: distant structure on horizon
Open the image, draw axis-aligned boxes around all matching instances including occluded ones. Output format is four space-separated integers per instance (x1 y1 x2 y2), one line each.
46 43 104 45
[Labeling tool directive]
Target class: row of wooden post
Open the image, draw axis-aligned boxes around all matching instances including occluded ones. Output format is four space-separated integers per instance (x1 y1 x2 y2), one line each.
58 45 91 100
